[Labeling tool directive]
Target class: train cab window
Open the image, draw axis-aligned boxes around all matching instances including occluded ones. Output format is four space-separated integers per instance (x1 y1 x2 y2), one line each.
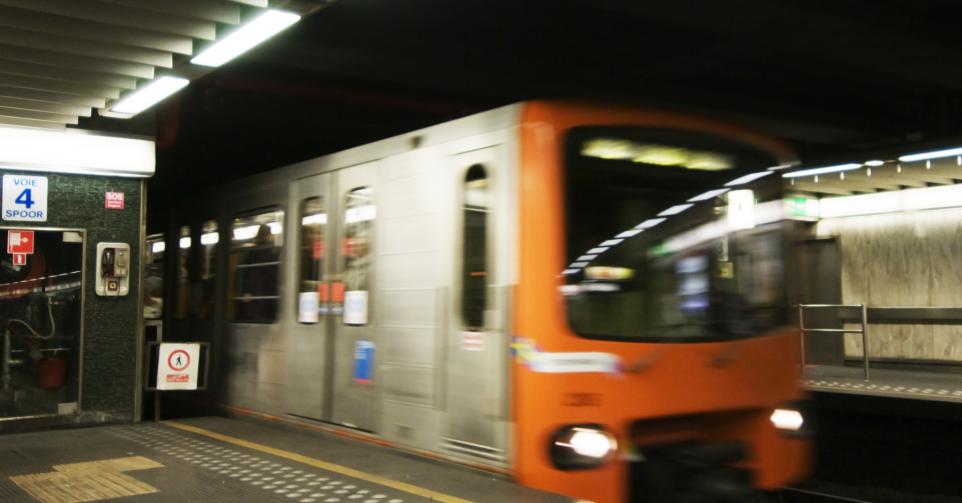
174 226 190 320
144 234 165 319
461 165 489 329
228 208 284 323
343 187 374 326
562 127 788 342
194 219 218 320
298 197 326 324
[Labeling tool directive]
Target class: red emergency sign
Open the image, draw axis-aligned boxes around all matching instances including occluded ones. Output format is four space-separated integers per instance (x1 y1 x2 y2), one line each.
7 230 34 255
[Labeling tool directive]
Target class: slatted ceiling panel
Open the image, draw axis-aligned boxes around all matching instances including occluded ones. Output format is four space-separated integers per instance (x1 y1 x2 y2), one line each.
0 86 107 108
0 74 121 100
0 107 78 125
0 6 195 55
0 28 174 68
101 0 243 25
0 0 327 129
0 115 68 130
0 97 93 117
0 0 219 40
0 45 157 79
0 61 139 90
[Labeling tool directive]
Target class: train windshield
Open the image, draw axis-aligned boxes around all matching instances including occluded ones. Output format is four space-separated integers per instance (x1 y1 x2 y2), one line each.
563 127 790 342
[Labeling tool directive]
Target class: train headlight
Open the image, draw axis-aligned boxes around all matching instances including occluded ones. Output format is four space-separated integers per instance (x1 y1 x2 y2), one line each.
770 408 804 432
549 425 618 470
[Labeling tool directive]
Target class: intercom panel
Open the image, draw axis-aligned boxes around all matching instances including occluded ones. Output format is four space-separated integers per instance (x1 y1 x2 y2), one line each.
95 242 130 296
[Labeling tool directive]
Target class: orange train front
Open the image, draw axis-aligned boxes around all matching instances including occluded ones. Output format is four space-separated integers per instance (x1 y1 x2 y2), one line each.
512 102 810 502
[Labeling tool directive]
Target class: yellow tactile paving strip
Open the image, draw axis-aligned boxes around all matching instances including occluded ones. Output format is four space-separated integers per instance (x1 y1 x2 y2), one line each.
10 456 162 503
164 421 474 503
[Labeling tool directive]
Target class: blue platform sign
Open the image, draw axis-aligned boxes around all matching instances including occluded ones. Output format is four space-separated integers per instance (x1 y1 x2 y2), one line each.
353 340 375 384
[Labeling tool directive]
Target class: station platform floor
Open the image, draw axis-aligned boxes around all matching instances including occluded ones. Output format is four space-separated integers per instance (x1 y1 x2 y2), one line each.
0 416 567 503
806 364 962 402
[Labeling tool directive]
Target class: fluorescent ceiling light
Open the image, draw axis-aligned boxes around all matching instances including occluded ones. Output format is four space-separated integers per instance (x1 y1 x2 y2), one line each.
577 254 598 261
725 171 772 186
658 204 693 216
151 241 165 254
615 229 642 238
562 269 580 275
200 232 219 245
635 218 666 229
898 147 962 163
688 188 729 202
0 125 154 177
864 160 885 167
587 247 609 254
110 76 189 115
599 239 623 246
191 10 301 67
179 237 191 249
782 163 862 178
571 261 589 267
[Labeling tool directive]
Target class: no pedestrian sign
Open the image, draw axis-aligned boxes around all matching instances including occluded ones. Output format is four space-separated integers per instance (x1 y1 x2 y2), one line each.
156 343 200 390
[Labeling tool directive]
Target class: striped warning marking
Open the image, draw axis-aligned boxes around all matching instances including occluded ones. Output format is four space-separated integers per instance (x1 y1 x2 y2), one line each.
164 421 473 503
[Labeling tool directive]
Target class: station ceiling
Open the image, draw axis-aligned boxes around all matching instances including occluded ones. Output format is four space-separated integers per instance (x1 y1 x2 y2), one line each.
3 1 962 209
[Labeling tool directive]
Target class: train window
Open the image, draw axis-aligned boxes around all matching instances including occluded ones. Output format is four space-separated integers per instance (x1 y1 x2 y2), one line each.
174 226 190 320
343 187 374 326
461 165 489 329
145 234 165 319
228 208 284 323
562 127 788 342
194 219 218 320
298 197 326 324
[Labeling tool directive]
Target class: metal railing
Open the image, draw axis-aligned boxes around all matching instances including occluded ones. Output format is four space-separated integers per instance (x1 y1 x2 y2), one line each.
797 303 870 381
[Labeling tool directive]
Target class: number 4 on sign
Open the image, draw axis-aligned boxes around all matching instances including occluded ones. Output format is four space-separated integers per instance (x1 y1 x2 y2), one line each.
15 189 34 208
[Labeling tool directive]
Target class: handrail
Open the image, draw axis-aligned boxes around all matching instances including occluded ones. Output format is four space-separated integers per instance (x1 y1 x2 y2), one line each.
797 303 869 381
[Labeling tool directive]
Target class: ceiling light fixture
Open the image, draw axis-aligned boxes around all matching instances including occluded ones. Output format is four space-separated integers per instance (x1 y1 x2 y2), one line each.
864 160 885 167
658 204 694 216
898 146 962 163
781 163 862 178
191 9 302 67
635 218 666 229
688 188 730 202
110 76 189 115
725 171 773 186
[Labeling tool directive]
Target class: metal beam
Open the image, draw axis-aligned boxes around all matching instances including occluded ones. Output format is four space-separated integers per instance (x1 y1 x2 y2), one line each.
0 27 172 68
0 6 194 55
0 60 137 90
0 0 217 40
0 96 91 117
0 44 155 79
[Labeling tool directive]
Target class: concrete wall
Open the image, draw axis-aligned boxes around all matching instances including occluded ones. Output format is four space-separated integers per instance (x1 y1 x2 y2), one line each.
816 207 962 361
1 169 143 426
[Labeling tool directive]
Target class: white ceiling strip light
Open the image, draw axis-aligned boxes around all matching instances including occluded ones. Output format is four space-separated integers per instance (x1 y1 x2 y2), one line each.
110 76 189 115
191 10 302 67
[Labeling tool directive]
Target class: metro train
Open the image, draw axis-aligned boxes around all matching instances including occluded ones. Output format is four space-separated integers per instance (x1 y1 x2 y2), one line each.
158 101 810 502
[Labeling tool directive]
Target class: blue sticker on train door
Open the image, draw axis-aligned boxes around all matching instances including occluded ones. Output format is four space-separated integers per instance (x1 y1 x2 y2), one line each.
353 340 374 384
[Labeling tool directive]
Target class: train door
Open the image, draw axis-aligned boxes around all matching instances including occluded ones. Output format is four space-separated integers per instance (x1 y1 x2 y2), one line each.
285 173 334 421
330 162 379 430
443 147 509 463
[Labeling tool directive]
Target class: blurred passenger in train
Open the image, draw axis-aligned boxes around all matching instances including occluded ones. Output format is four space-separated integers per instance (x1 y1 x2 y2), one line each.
236 225 278 322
